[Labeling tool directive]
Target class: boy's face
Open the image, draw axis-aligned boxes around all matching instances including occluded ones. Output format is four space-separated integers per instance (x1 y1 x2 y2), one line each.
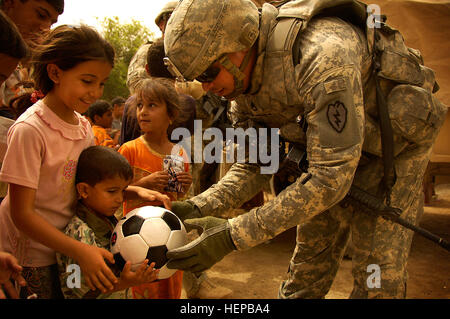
94 110 114 129
77 175 131 217
2 0 60 44
113 103 124 119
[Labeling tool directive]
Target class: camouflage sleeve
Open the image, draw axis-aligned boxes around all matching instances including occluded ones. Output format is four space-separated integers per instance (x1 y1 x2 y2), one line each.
228 19 367 250
189 109 272 216
190 161 272 216
127 43 152 93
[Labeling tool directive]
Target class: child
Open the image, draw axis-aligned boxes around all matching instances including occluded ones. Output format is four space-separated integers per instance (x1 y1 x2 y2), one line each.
111 96 125 131
120 39 197 147
0 0 64 45
0 9 28 95
88 99 118 149
0 0 64 110
0 10 28 202
57 146 170 299
109 96 125 144
0 24 119 299
118 77 192 299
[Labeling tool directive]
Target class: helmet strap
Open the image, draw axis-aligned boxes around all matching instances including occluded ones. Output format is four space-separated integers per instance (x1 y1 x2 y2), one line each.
218 49 253 99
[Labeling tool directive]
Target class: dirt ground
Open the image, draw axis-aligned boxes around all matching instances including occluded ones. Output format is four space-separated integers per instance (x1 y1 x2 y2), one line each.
182 184 450 299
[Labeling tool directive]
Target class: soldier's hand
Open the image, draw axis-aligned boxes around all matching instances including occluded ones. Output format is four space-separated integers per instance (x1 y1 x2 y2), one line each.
170 200 202 222
166 217 236 275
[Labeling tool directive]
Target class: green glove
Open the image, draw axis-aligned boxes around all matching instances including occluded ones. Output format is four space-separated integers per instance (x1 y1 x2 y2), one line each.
166 216 236 275
170 200 202 222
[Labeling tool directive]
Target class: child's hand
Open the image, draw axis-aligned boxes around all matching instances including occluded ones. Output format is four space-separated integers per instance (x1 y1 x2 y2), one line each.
75 244 118 293
140 171 169 192
176 172 193 193
119 260 159 287
133 187 172 210
0 252 27 299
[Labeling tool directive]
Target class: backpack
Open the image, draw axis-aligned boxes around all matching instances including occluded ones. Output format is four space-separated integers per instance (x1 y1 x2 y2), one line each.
273 0 448 201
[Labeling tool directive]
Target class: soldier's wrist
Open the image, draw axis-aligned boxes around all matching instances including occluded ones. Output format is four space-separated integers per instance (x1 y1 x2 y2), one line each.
224 221 237 251
171 200 202 221
185 200 202 219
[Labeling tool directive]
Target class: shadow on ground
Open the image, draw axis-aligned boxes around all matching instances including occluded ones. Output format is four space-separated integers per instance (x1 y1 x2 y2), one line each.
183 184 450 299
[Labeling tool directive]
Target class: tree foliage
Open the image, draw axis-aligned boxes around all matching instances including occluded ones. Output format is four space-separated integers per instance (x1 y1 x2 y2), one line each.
99 16 154 101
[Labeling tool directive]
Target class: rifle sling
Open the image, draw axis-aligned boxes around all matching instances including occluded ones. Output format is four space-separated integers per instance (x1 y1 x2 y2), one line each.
373 26 397 205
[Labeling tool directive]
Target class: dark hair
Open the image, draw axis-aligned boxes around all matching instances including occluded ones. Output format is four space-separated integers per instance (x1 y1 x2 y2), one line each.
133 78 197 138
42 0 65 14
88 99 112 122
144 38 197 135
7 81 36 119
111 96 125 106
0 10 28 59
30 24 115 95
146 38 173 79
134 77 180 129
76 145 133 187
15 0 65 14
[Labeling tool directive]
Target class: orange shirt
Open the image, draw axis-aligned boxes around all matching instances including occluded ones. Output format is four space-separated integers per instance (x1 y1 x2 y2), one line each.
118 136 190 214
118 136 189 299
92 125 116 148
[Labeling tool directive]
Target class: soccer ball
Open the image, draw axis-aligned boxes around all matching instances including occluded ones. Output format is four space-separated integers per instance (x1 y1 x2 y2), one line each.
110 206 188 280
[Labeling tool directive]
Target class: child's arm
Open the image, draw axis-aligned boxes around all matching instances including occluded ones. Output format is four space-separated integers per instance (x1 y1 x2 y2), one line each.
125 185 172 210
58 222 158 298
9 184 118 293
111 260 159 292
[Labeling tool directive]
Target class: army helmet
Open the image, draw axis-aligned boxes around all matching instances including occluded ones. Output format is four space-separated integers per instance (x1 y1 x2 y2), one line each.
155 1 179 27
164 0 260 86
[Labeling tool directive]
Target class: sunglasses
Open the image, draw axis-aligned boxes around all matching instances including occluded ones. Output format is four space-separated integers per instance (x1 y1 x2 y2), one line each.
195 64 221 83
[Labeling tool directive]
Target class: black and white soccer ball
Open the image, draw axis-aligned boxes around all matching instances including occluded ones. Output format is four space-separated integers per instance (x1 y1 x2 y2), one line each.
110 206 187 280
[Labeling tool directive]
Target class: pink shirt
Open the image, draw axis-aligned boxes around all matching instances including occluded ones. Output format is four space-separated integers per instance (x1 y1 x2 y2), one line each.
0 100 94 267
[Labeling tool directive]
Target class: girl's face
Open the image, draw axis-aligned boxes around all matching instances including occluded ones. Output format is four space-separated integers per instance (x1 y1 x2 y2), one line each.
136 96 172 135
52 60 112 114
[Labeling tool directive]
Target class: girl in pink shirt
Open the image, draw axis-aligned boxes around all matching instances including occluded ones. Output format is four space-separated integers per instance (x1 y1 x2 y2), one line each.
0 25 118 299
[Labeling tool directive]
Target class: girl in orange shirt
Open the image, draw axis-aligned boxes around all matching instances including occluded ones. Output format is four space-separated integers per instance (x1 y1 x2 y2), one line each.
119 78 192 299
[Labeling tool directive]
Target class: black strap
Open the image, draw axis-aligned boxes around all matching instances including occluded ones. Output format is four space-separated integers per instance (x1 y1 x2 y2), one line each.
373 24 396 205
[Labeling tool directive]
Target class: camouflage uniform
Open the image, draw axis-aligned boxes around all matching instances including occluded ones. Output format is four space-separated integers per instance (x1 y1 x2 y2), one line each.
56 202 132 299
126 43 152 95
164 0 447 298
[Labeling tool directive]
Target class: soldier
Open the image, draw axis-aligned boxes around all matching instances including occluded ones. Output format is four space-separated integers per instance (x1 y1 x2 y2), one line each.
164 0 447 298
126 1 179 95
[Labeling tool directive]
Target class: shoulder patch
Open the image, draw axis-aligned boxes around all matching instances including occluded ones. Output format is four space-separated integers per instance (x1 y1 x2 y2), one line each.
327 101 347 133
324 77 347 94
